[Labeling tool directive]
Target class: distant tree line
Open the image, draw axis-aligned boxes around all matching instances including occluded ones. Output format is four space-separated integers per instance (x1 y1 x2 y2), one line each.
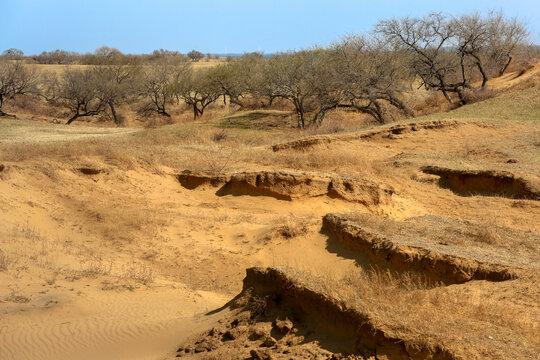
1 46 222 66
0 11 533 126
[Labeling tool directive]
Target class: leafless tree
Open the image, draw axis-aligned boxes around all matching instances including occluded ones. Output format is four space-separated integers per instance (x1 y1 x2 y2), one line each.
137 58 190 117
330 36 413 124
176 69 221 119
376 12 529 104
484 11 529 76
265 50 342 128
92 63 139 124
0 60 36 117
187 50 204 62
452 13 491 87
376 13 470 104
207 55 263 108
2 48 24 59
33 50 77 64
40 67 105 124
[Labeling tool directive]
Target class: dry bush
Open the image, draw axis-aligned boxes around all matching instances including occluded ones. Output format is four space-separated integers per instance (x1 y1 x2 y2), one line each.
121 261 154 285
143 114 176 128
6 94 66 119
412 92 447 116
0 249 10 271
200 146 237 175
462 88 500 104
263 216 311 244
473 224 503 245
211 129 228 142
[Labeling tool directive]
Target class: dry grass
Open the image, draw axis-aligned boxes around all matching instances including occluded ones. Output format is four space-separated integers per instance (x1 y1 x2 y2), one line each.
420 86 540 123
0 61 538 359
261 215 312 244
278 266 540 358
343 212 540 256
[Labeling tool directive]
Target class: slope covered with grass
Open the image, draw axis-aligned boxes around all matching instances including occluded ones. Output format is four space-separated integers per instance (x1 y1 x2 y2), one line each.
422 86 540 122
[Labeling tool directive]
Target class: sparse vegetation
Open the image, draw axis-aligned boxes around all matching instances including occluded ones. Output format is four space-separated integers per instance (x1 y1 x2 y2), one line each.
1 11 533 127
1 8 539 360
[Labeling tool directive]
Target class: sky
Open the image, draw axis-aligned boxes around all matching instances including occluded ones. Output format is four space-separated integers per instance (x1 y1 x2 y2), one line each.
2 0 539 55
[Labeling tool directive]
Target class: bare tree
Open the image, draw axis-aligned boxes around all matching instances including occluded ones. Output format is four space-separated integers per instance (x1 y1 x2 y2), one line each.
92 63 139 124
484 12 529 76
34 50 77 65
377 12 529 103
177 69 221 119
137 58 191 118
330 36 413 123
187 50 204 62
0 60 36 117
207 55 262 108
266 50 342 128
41 67 105 124
2 48 24 59
453 13 491 88
376 13 469 104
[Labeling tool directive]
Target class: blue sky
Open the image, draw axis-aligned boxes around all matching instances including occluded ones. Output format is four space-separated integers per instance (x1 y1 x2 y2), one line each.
2 0 539 55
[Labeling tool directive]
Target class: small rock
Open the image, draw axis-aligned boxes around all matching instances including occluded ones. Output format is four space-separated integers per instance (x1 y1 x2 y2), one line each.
222 330 235 341
194 345 206 353
250 349 272 360
250 349 263 360
262 336 277 347
273 319 293 334
506 159 518 164
286 335 304 346
222 325 247 341
249 324 269 340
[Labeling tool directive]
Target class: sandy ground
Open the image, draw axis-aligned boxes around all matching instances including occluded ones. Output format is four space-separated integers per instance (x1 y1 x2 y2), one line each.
0 66 539 358
0 155 366 359
0 119 139 144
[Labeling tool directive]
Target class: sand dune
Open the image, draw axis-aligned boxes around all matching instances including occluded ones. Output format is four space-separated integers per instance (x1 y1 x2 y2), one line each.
0 285 229 360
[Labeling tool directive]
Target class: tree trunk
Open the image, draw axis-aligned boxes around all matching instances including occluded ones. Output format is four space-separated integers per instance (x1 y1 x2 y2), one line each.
66 113 79 125
193 104 198 120
0 96 15 117
499 55 512 76
0 108 16 118
476 62 488 88
456 87 467 105
109 102 119 125
440 88 453 103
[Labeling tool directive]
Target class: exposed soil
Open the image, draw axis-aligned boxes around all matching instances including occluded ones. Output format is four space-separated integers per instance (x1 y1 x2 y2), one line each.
422 166 540 200
78 167 104 175
323 213 539 283
1 65 539 360
272 120 460 152
178 170 394 206
175 267 457 360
